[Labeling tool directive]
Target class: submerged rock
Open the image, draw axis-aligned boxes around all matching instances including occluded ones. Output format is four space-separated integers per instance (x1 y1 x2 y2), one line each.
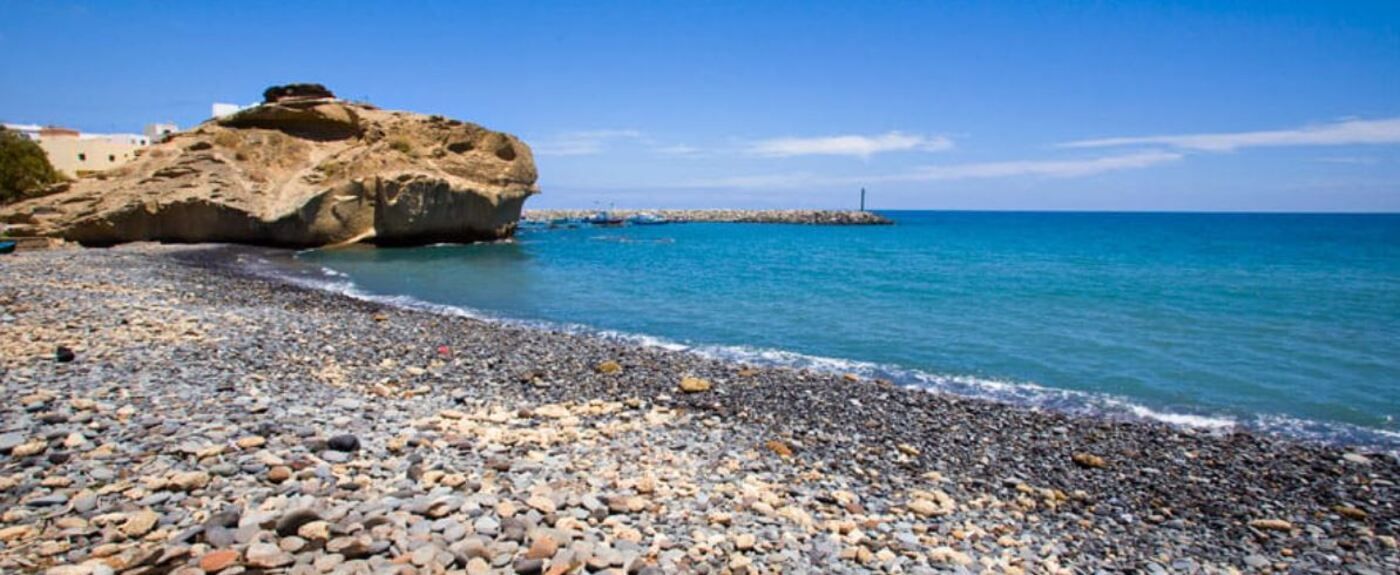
1 84 537 247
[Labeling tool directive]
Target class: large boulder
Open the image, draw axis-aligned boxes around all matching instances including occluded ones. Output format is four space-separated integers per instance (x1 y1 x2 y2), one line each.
263 83 337 103
0 87 537 247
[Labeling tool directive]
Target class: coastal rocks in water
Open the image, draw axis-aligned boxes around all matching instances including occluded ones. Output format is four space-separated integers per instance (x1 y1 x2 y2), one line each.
0 84 537 248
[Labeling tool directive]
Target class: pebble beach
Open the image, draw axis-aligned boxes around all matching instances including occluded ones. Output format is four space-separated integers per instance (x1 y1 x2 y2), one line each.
1 244 1396 574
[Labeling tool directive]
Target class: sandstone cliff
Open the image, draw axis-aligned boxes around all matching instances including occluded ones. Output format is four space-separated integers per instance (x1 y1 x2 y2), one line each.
1 86 538 247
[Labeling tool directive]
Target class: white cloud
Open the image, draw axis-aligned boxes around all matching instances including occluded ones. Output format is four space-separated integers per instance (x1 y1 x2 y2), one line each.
677 152 1181 189
655 144 703 157
1061 117 1400 152
896 151 1181 181
746 131 954 158
1313 156 1379 165
534 129 643 156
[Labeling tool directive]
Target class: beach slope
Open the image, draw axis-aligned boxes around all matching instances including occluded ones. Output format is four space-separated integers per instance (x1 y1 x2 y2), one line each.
0 246 1394 573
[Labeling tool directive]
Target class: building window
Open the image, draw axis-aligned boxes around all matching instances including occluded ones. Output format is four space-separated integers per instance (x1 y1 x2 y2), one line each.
78 153 86 161
108 154 116 162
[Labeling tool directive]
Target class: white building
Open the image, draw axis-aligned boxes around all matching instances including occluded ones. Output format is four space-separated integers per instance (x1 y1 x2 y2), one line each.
4 122 178 177
145 123 178 143
4 123 44 141
212 102 254 118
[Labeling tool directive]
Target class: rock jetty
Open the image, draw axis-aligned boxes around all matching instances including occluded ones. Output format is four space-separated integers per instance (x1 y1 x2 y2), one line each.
0 84 538 247
524 209 892 225
0 245 1395 574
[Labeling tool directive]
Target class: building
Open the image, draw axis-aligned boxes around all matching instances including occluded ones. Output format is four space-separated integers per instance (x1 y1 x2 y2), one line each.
212 102 254 118
145 123 178 143
4 123 43 141
3 122 177 177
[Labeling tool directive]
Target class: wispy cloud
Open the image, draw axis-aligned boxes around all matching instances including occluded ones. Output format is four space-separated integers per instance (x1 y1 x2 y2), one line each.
746 131 954 158
900 151 1181 181
533 129 644 156
677 151 1180 189
655 144 703 157
1313 156 1379 165
1061 117 1400 152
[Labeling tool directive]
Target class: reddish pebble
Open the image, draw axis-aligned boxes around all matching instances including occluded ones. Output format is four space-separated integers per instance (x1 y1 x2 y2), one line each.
267 466 292 483
200 549 240 573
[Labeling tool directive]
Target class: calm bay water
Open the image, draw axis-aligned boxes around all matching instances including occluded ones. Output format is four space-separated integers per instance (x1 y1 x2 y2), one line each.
298 212 1400 447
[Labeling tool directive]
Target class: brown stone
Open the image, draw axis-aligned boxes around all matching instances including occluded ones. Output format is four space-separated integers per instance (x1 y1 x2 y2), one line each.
1334 505 1368 520
11 439 47 457
199 549 240 573
679 376 712 393
1071 453 1107 469
122 510 159 538
235 436 266 449
169 471 210 491
524 534 558 560
1249 518 1294 532
267 466 292 483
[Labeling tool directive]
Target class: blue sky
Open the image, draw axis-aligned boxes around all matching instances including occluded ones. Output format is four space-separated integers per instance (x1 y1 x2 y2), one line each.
3 1 1398 211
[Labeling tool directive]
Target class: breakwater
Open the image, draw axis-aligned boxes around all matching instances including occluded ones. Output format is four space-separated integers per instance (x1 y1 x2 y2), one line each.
523 209 893 225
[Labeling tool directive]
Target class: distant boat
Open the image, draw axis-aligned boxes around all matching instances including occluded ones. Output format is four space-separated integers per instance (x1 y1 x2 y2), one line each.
584 211 625 226
548 218 582 229
627 213 670 225
0 240 15 254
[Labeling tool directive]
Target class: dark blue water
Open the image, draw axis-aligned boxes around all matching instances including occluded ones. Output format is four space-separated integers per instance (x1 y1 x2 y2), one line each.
297 212 1400 447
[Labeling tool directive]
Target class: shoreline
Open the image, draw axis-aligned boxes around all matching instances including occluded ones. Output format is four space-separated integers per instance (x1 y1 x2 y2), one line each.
1 244 1396 573
278 245 1398 452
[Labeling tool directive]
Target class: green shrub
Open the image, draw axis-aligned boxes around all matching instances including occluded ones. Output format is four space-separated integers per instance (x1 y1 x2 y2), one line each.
0 126 64 204
388 138 413 155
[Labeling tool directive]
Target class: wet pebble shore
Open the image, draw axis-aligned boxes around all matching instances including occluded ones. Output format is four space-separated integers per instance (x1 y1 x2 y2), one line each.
0 245 1395 574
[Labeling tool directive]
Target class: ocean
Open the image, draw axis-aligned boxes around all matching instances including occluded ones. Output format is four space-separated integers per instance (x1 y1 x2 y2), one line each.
296 211 1400 449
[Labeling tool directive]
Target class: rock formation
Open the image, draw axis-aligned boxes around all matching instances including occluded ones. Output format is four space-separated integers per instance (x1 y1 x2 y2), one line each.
1 85 537 247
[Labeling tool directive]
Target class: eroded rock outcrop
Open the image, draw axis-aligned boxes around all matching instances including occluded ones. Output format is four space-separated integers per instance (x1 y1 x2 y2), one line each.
1 85 537 247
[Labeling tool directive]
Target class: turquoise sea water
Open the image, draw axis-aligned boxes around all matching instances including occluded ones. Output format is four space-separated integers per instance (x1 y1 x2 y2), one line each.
297 212 1400 448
